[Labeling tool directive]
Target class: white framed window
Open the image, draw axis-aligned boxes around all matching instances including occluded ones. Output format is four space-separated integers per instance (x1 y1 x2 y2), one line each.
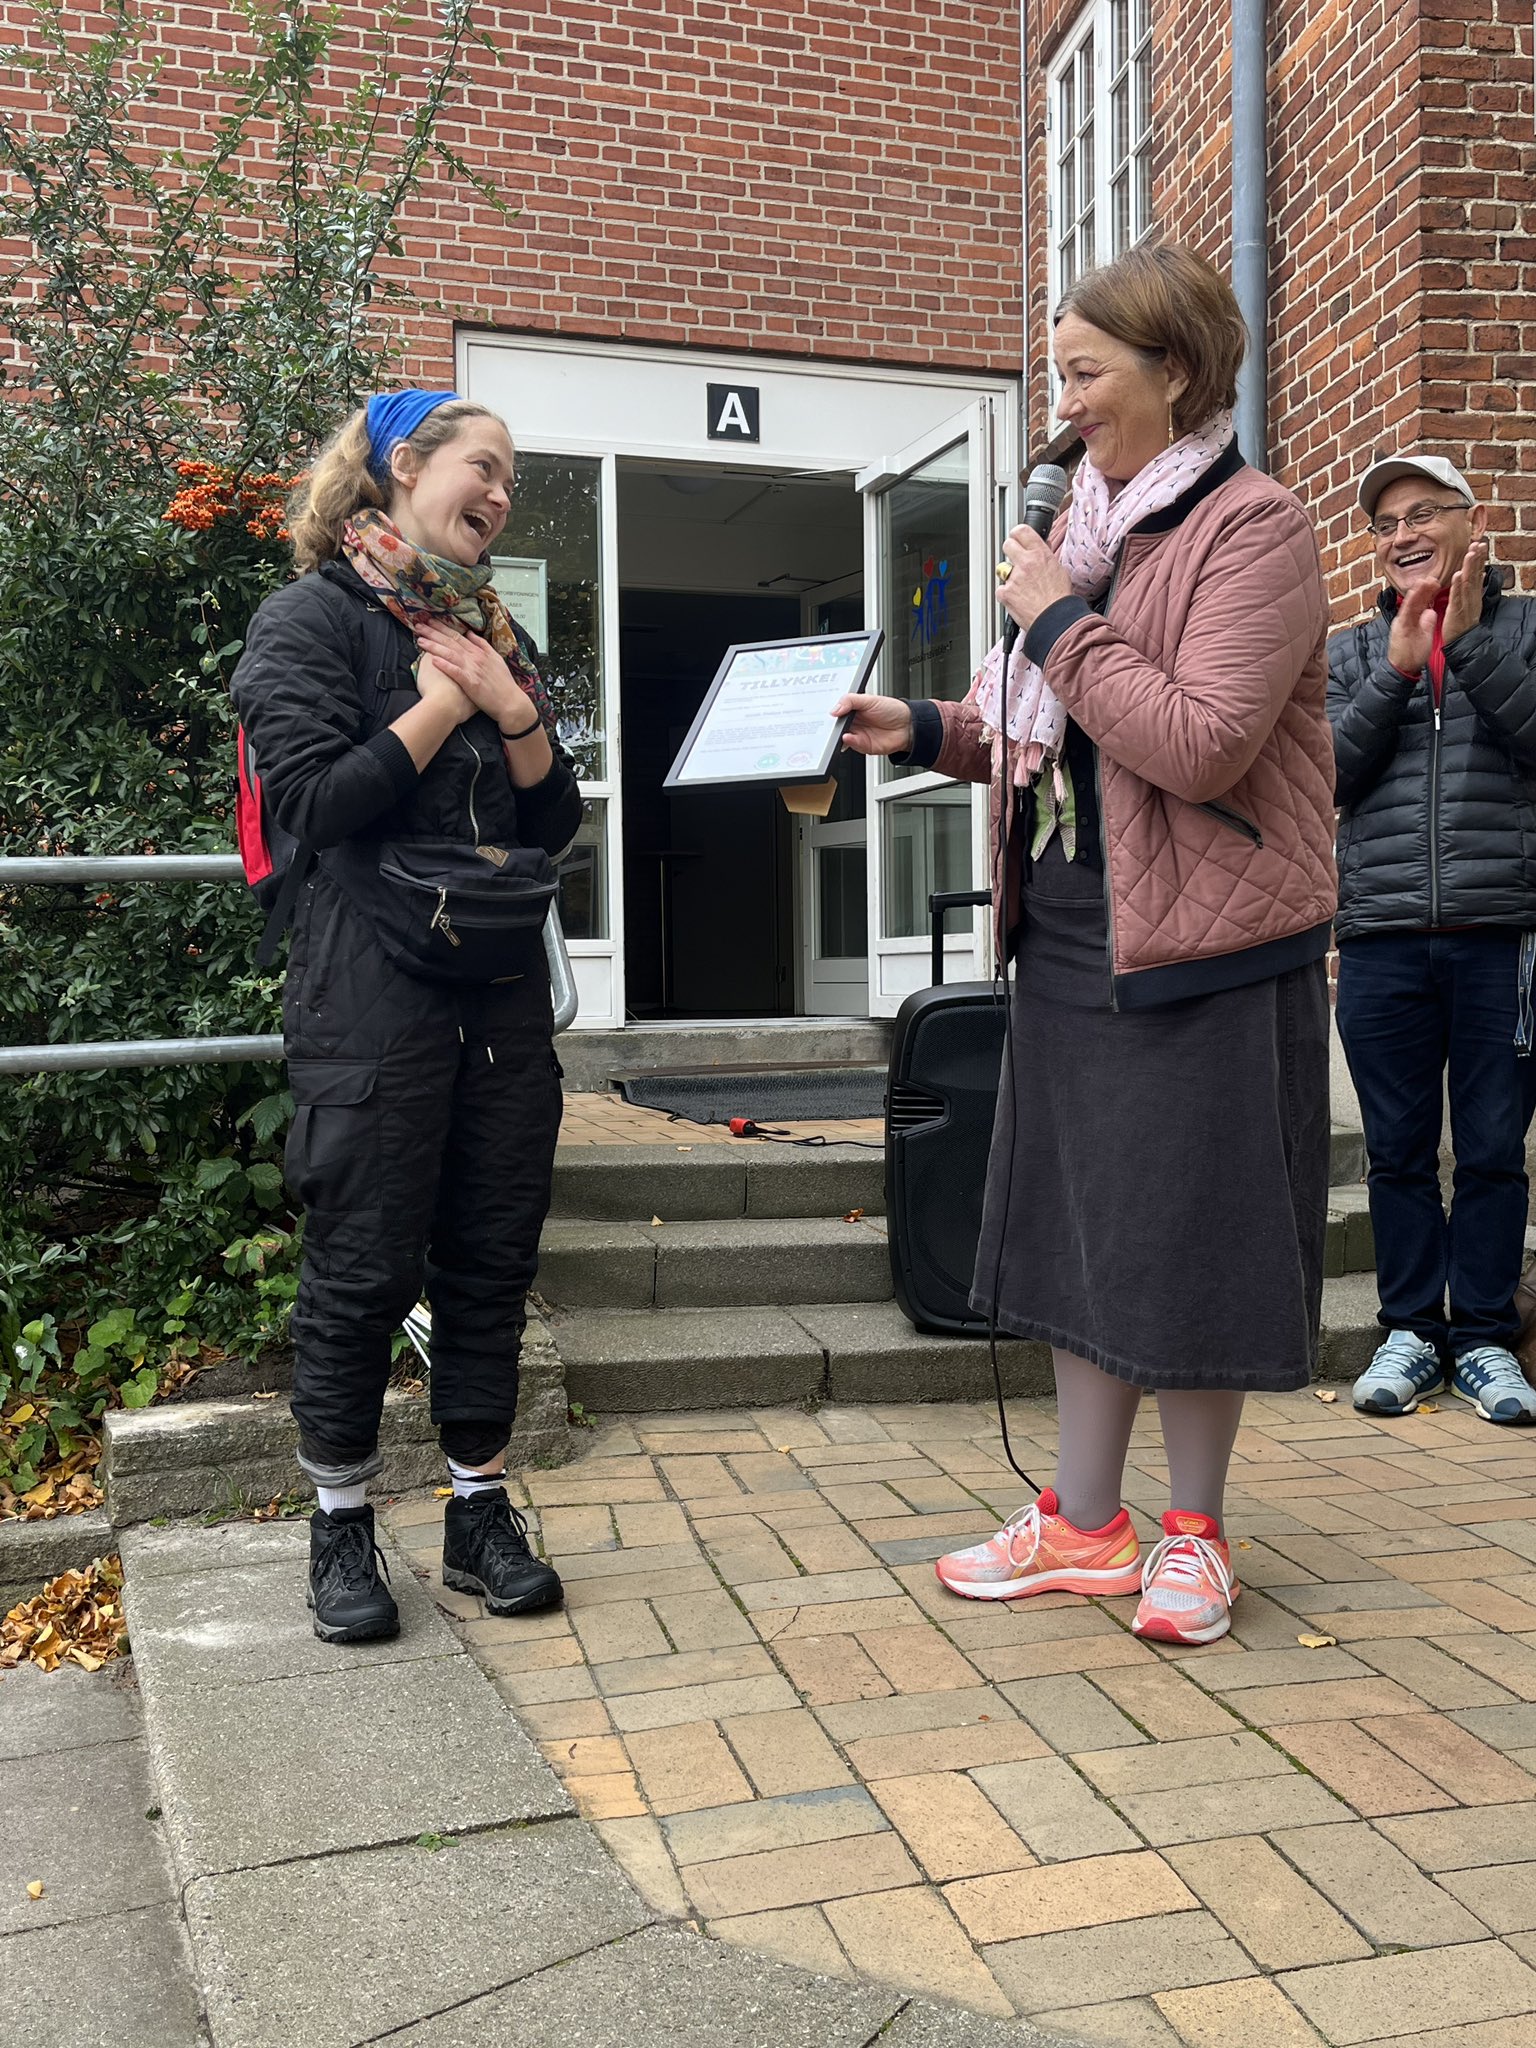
1047 0 1153 306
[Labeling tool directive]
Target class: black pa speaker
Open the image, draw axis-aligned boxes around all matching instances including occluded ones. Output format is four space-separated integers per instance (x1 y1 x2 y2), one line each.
885 892 1007 1335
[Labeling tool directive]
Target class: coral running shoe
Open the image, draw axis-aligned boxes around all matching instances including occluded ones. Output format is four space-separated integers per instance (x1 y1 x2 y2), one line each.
1132 1511 1239 1646
934 1488 1142 1602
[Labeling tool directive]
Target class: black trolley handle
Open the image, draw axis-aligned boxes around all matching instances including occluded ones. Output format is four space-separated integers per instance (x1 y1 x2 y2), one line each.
927 888 992 988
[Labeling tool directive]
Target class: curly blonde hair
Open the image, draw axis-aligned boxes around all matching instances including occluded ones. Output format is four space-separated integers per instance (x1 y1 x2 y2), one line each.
286 400 503 575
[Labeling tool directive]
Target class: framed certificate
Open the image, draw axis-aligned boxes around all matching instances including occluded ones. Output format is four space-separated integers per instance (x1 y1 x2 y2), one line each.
664 629 884 790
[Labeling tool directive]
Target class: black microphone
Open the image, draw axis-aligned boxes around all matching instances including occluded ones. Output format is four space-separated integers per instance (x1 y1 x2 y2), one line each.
1001 461 1069 658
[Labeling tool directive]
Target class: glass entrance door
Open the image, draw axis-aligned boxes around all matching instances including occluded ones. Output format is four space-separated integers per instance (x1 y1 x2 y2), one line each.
858 405 1001 1013
798 573 867 1015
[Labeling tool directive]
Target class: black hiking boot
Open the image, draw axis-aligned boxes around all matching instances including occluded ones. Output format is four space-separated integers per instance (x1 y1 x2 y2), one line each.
307 1503 400 1643
442 1489 563 1616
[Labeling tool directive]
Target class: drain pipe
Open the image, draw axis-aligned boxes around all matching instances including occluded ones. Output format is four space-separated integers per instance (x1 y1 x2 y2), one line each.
1231 0 1269 471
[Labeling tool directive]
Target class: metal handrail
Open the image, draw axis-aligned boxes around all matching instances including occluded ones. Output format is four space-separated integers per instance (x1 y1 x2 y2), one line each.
0 854 580 1073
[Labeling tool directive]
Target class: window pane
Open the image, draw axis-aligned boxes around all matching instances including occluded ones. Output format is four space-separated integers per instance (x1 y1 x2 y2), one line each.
1135 50 1152 141
1133 0 1151 45
818 845 868 960
491 452 605 780
1081 203 1096 272
1112 172 1130 257
879 442 971 708
556 798 609 939
1079 33 1095 111
882 785 974 939
1059 148 1076 231
1112 79 1129 169
1060 66 1075 141
1112 0 1128 71
1136 148 1151 237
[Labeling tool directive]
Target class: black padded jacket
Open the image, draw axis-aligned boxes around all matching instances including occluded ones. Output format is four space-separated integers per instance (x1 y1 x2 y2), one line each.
230 559 582 864
1326 568 1536 939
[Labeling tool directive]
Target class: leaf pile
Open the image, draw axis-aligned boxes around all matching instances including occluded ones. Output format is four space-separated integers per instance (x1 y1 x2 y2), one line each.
0 1557 127 1672
0 1418 101 1524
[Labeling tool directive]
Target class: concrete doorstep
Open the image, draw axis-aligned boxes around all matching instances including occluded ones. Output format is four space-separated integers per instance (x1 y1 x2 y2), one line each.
108 1518 1075 2048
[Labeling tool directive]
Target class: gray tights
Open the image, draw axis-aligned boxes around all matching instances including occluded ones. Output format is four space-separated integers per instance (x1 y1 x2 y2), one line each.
1049 1346 1244 1530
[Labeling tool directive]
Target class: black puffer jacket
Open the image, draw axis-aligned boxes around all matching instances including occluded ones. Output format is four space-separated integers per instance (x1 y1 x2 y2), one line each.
1327 569 1536 938
231 560 582 861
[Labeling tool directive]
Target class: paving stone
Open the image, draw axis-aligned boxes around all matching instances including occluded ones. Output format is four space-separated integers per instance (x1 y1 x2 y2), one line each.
540 1504 619 1552
945 1849 1194 1943
970 1756 1140 1861
0 1660 142 1761
682 1827 921 1917
118 1518 314 1580
1360 1712 1536 1805
1266 1577 1446 1614
663 1785 888 1866
1377 1803 1536 1870
1279 1941 1536 2044
1089 1665 1245 1741
1438 1862 1536 1934
708 1903 854 1979
1277 1719 1458 1817
147 1653 569 1879
384 1921 903 2047
1356 1638 1518 1708
1153 1977 1328 2048
1002 1673 1149 1754
859 1622 983 1694
1 1738 174 1934
975 1635 1158 1682
1193 1646 1372 1690
592 1814 690 1917
738 1567 903 1612
1450 1704 1536 1752
986 1910 1252 2015
624 1720 756 1815
185 1820 653 2048
609 1673 799 1732
1113 1773 1350 1846
1073 1732 1293 1799
775 1633 892 1705
1028 1999 1182 2047
1166 1833 1372 1968
1231 1676 1422 1725
650 1587 759 1651
781 1524 883 1573
825 1885 1015 2018
721 1708 854 1796
0 1904 204 2048
817 1685 1017 1744
872 1771 1037 1882
1431 1633 1536 1700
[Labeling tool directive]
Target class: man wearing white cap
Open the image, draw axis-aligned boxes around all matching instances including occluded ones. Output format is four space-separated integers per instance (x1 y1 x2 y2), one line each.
1330 452 1536 1424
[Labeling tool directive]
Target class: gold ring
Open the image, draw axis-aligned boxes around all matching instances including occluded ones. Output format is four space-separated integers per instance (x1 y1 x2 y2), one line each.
995 560 1012 584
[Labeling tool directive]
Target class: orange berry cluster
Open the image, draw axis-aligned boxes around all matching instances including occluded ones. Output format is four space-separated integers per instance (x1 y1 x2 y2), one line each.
162 460 299 540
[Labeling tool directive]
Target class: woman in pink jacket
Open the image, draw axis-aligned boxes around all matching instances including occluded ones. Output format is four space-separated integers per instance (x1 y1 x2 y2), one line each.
839 244 1336 1646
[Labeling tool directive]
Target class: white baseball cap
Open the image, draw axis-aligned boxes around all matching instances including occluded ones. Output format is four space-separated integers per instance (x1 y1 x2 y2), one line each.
1358 452 1476 519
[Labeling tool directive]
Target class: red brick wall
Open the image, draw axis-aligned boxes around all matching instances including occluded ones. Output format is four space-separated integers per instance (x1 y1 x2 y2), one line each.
1023 0 1535 624
0 0 1025 383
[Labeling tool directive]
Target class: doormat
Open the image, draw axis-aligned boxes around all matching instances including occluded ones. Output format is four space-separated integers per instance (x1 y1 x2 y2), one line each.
615 1065 887 1125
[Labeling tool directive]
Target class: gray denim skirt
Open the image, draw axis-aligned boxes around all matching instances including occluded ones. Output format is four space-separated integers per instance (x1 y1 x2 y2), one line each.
971 951 1332 1393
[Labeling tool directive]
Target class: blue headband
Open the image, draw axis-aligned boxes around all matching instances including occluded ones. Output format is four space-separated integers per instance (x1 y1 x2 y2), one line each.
365 390 461 477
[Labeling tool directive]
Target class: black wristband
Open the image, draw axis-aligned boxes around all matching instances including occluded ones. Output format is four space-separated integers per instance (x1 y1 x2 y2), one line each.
501 713 543 742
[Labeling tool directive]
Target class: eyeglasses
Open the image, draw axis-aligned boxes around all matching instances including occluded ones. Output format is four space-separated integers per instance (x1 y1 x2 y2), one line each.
1368 500 1468 541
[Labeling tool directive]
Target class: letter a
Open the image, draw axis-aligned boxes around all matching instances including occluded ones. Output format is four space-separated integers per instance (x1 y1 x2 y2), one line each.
715 391 751 436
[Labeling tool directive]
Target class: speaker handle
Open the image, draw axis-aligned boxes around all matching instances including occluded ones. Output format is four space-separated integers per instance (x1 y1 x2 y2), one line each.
927 889 992 988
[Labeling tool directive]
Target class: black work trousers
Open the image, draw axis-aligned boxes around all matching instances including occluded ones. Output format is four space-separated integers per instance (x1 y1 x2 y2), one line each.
282 870 562 1485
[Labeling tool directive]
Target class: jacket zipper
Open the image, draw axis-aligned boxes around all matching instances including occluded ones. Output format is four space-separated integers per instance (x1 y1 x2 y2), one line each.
1429 688 1443 925
1095 551 1128 1011
1201 799 1264 847
460 729 483 844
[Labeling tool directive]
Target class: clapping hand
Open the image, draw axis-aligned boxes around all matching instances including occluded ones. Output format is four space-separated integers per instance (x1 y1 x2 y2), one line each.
414 619 536 736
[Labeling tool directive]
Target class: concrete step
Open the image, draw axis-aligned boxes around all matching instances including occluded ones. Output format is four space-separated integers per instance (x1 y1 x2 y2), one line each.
552 1279 1382 1417
1325 1184 1374 1277
551 1141 885 1223
556 1018 893 1092
537 1215 893 1310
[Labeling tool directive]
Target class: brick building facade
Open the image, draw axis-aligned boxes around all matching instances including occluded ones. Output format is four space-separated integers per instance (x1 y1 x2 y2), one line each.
6 0 1529 1029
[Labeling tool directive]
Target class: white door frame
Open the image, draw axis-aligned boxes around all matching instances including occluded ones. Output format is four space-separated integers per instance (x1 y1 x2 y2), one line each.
458 333 1020 1028
796 571 869 1016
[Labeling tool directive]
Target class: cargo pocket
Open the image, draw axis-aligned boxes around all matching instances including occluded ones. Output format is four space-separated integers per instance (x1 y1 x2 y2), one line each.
284 1059 382 1215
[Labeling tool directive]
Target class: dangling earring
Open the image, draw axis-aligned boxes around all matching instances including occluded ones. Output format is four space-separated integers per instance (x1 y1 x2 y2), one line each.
1167 397 1176 448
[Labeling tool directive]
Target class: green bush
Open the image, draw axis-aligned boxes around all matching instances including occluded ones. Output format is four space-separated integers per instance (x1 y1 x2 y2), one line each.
0 0 505 1495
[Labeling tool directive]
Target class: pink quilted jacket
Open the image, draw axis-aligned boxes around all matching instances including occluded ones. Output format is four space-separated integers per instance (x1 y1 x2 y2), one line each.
932 456 1338 1007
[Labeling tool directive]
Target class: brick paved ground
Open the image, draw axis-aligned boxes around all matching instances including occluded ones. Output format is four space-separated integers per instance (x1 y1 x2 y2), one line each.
558 1092 884 1149
383 1391 1536 2046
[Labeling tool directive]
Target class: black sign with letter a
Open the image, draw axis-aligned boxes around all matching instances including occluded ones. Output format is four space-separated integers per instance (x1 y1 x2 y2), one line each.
707 383 760 442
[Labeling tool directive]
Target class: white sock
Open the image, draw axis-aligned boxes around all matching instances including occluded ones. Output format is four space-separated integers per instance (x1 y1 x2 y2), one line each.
447 1457 506 1500
316 1482 367 1516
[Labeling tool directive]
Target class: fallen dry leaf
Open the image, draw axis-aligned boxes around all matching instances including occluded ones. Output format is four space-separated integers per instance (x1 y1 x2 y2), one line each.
1297 1634 1338 1649
1416 1401 1440 1414
251 1390 278 1402
842 1208 865 1224
26 1882 43 1901
775 1447 792 1455
675 1146 693 1153
1237 1540 1252 1550
1312 1388 1339 1404
1 1558 126 1673
433 1487 453 1499
651 1215 664 1227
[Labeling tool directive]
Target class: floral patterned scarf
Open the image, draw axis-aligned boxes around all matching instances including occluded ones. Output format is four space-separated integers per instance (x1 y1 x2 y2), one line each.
341 508 556 734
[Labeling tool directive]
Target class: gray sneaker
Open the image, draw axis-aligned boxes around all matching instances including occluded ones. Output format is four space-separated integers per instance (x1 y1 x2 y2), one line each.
1451 1346 1536 1425
1352 1330 1446 1416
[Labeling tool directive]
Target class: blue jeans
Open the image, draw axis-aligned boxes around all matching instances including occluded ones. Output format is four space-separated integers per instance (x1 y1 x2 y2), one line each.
1336 929 1536 1357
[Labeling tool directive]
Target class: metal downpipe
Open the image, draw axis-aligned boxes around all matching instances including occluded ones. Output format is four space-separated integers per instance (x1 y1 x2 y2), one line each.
1231 0 1269 472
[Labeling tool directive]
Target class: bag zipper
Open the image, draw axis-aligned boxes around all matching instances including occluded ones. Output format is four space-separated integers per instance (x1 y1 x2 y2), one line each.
430 888 461 947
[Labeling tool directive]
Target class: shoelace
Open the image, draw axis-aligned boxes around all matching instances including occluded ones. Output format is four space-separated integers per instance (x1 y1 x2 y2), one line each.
464 1491 535 1563
1001 1502 1043 1569
322 1518 392 1596
1367 1334 1436 1376
1459 1347 1528 1388
1140 1532 1233 1601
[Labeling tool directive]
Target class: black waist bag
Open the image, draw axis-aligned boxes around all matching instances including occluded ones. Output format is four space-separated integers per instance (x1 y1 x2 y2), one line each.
329 837 557 983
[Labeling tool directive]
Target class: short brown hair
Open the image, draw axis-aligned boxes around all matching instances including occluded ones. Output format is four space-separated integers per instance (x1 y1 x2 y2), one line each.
1054 244 1246 436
